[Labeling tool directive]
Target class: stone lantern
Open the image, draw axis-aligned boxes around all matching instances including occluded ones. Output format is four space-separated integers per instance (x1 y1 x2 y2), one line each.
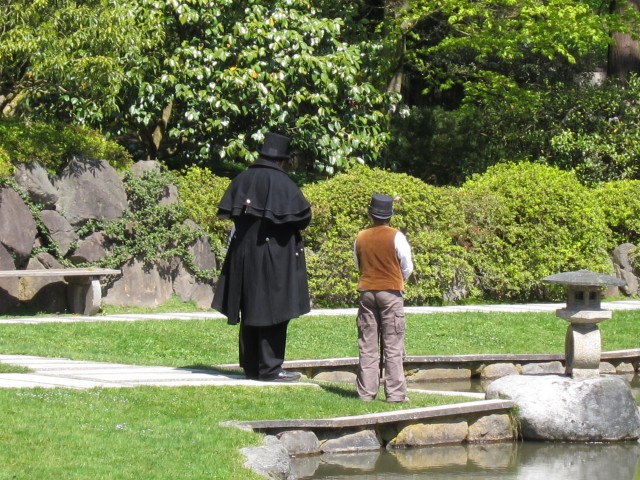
542 269 625 379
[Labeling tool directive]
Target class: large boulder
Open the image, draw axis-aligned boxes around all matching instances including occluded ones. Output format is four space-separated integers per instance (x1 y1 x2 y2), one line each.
3 157 216 313
55 157 127 226
40 210 78 256
611 243 639 296
0 242 19 313
486 374 640 441
241 435 294 480
171 258 215 309
103 257 173 308
14 162 58 208
69 231 110 264
0 187 37 266
170 221 216 308
130 160 161 178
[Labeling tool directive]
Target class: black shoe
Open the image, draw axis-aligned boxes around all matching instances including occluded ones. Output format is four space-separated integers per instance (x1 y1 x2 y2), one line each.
260 370 301 382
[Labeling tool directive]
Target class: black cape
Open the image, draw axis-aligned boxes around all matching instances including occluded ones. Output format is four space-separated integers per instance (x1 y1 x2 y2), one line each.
212 159 312 326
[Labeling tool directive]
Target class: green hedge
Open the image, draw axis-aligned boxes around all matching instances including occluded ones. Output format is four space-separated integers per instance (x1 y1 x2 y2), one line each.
302 165 474 307
175 163 628 306
175 166 232 262
460 162 612 301
595 179 640 247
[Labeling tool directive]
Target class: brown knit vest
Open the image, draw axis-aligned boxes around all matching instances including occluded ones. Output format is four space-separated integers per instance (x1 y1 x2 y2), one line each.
355 225 404 291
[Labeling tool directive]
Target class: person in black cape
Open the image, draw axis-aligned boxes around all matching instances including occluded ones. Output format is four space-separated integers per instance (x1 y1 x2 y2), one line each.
212 132 312 381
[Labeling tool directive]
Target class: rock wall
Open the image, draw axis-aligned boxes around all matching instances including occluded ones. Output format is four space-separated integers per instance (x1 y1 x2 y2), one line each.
0 158 215 313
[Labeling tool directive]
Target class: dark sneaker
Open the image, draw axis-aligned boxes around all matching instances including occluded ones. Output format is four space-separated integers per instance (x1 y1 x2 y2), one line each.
260 370 301 382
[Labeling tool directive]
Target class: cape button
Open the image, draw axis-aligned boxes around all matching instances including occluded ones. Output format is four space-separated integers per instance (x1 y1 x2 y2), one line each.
245 198 251 204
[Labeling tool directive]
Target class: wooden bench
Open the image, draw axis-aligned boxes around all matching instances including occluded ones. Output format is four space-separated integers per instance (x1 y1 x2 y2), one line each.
0 268 121 315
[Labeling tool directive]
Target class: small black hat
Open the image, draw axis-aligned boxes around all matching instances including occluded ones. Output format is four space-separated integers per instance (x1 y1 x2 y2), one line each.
259 132 291 160
368 193 394 220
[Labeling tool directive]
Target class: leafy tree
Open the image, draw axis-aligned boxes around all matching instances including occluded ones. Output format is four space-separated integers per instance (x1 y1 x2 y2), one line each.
0 0 163 123
375 0 640 185
391 0 611 105
126 0 403 174
1 0 403 175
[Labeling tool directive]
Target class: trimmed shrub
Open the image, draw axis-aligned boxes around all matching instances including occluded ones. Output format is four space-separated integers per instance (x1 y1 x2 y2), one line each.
461 162 612 301
595 180 640 247
302 165 474 307
175 166 232 260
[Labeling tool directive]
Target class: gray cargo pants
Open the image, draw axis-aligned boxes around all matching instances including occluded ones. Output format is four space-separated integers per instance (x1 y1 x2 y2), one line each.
356 290 407 402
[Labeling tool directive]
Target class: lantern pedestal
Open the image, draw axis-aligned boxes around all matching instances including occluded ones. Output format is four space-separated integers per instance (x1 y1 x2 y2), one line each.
543 270 624 380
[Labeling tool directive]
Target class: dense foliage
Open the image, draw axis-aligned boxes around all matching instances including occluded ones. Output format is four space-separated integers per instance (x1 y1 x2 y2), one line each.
302 165 472 306
175 165 231 257
380 0 640 185
0 118 131 178
1 0 402 175
595 179 640 246
301 163 618 305
4 0 640 184
460 162 612 301
0 0 162 124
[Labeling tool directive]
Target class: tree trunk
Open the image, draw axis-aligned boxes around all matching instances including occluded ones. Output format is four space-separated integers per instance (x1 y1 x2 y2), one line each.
1 91 27 117
149 101 173 159
384 0 408 94
608 0 640 80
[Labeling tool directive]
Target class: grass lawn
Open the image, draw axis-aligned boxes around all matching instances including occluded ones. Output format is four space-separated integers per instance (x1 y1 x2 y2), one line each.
0 307 638 479
1 310 639 365
0 385 463 480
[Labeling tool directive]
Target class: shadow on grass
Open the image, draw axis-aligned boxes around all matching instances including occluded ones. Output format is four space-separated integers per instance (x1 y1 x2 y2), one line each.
317 382 360 400
179 364 245 377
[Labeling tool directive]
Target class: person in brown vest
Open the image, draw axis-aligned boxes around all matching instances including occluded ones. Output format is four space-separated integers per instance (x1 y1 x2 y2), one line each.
353 193 413 402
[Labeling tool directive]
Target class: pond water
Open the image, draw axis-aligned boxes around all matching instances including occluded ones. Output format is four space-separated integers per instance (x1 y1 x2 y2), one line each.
292 374 640 479
291 441 640 479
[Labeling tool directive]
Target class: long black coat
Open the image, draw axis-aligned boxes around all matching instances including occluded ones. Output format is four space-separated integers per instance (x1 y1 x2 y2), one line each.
212 158 312 326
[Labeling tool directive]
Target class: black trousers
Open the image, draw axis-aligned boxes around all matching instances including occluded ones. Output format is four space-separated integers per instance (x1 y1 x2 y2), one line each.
239 320 289 379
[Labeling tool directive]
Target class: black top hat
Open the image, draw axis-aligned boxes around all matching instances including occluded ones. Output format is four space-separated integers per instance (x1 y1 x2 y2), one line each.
368 193 394 220
259 132 291 160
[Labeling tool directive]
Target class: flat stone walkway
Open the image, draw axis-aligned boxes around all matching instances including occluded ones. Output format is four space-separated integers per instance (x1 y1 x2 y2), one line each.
0 300 639 389
0 354 316 389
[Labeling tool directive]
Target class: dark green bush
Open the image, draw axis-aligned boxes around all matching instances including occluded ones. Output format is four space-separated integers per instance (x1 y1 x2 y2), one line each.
461 162 612 301
595 179 640 247
0 118 131 178
302 165 474 307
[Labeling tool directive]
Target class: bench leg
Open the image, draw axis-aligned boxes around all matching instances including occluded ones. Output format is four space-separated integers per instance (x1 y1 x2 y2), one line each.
65 276 102 315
